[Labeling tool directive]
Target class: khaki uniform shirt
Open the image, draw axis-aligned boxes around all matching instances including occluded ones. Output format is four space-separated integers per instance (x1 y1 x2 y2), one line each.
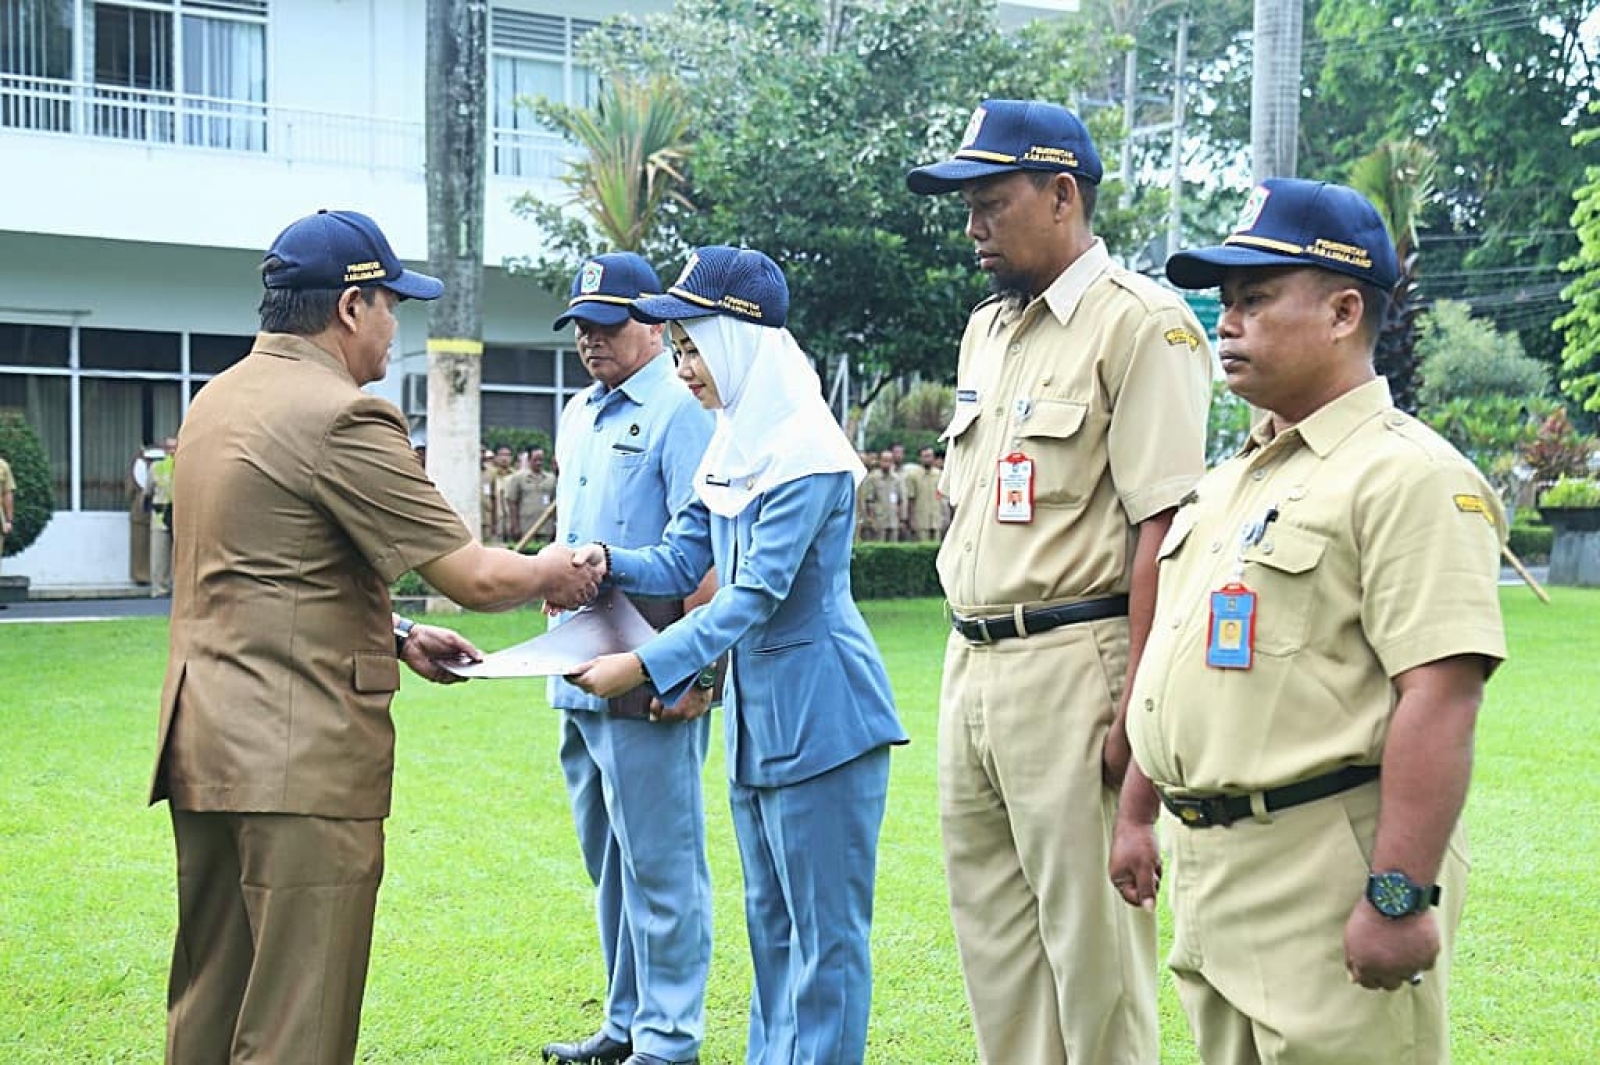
149 333 471 819
906 463 943 534
937 240 1212 611
504 468 558 538
861 468 904 534
1128 379 1508 795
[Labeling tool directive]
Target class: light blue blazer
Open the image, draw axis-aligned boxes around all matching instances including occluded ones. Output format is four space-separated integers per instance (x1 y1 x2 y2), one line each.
607 470 907 788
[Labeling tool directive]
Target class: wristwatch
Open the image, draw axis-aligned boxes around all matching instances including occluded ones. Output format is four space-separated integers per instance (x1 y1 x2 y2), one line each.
1365 870 1441 918
393 617 416 658
694 666 718 691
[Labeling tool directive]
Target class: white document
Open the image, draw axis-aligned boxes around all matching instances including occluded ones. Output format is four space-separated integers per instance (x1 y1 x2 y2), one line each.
442 587 660 679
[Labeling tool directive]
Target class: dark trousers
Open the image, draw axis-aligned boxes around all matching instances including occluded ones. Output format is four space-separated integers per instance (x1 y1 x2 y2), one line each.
166 809 384 1065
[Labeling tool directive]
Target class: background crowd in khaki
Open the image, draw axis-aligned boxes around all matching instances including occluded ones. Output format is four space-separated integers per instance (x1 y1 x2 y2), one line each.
856 442 950 542
478 444 558 545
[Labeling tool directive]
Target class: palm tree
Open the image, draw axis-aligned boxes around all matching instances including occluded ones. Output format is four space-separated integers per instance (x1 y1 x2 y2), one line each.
544 75 693 252
1349 138 1438 414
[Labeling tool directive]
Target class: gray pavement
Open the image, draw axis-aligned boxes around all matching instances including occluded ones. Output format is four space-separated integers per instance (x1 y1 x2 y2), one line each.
0 595 171 623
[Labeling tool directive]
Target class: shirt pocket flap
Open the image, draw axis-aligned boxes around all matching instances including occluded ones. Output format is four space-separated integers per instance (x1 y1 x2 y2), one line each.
1018 399 1087 442
940 403 981 443
352 651 401 694
1158 506 1198 561
1244 523 1326 575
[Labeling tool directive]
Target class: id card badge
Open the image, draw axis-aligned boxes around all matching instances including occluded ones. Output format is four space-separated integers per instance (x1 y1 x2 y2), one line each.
996 452 1034 523
1206 583 1256 669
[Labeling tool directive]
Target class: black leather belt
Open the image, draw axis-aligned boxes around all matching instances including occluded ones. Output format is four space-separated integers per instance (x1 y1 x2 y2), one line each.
951 594 1129 644
1160 764 1380 828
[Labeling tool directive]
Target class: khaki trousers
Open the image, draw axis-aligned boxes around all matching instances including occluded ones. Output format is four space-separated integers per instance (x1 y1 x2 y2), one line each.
150 522 172 595
939 620 1158 1065
166 809 385 1065
1164 780 1466 1064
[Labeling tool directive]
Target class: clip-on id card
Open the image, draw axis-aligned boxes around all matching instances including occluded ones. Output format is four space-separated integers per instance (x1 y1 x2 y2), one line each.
1206 583 1256 669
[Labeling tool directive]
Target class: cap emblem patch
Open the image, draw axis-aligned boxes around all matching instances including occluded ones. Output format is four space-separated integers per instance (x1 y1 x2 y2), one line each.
1235 185 1271 232
580 262 604 294
961 106 988 148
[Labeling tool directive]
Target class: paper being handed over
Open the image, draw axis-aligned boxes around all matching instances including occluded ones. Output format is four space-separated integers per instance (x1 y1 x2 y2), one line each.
442 587 658 679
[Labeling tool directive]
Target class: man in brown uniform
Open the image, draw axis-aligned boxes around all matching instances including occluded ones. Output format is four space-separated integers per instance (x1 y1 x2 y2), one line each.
503 446 557 543
149 209 599 1065
905 446 944 541
860 449 905 541
907 99 1212 1063
1113 179 1506 1063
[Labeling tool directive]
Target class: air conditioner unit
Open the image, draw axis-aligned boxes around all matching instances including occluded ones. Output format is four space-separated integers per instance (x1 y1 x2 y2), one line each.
403 373 428 415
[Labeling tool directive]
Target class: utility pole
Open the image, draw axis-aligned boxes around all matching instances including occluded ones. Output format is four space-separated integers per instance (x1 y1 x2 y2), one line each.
424 0 487 539
1251 0 1302 180
1167 7 1188 257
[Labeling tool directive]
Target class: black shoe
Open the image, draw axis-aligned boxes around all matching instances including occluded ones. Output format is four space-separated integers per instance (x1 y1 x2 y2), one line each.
541 1031 633 1065
621 1055 699 1065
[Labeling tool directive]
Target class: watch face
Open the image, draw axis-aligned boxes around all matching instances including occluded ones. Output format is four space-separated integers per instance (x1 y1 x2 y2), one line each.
1368 872 1418 917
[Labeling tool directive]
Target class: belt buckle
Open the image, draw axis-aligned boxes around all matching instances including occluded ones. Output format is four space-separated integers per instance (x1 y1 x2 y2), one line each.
1168 794 1232 828
968 616 994 644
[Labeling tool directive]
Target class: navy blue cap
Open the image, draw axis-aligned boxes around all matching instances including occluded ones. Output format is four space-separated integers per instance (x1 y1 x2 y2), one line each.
262 210 443 300
632 246 789 328
1166 179 1400 291
906 99 1103 195
553 252 663 330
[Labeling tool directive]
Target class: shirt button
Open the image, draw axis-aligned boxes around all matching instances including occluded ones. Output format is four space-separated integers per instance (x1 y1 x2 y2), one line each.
578 476 588 486
1210 540 1222 553
1262 542 1275 554
1143 698 1154 712
1009 344 1021 355
593 424 602 432
1251 469 1266 481
566 533 576 544
964 542 973 553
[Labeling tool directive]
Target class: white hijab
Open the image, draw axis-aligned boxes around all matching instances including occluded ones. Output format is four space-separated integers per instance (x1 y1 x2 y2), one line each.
681 315 865 518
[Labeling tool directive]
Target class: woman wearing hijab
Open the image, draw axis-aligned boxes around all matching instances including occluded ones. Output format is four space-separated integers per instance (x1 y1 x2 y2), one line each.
568 246 907 1065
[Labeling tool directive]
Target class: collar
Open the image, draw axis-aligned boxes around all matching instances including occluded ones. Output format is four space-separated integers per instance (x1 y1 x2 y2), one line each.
252 331 355 383
587 349 674 408
1041 238 1112 325
1246 377 1393 459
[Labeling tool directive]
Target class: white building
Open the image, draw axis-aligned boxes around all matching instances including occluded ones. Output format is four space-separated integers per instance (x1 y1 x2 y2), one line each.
0 0 1072 589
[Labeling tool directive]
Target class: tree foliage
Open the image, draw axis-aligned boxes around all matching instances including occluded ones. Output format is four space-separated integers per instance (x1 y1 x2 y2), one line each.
522 75 694 254
1416 299 1549 408
513 0 1164 396
1555 109 1600 413
1302 0 1600 370
0 410 54 558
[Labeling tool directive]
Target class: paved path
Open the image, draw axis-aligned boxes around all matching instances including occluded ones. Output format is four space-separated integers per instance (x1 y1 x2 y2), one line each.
0 596 171 623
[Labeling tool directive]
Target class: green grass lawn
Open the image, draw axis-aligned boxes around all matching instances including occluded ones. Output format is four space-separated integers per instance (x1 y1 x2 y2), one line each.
2 590 1596 1063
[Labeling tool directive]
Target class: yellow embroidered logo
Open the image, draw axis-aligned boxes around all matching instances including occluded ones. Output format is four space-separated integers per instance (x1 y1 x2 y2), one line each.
1164 327 1201 351
344 260 385 283
1021 145 1079 168
1453 494 1494 524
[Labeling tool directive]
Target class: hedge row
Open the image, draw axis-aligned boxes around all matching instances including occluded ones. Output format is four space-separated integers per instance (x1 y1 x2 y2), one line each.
392 540 944 601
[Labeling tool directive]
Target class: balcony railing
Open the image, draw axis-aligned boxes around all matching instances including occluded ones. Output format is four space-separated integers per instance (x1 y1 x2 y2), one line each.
1 72 575 180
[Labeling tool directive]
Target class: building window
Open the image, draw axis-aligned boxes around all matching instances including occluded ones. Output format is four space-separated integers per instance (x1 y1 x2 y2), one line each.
0 320 252 511
490 8 598 180
0 0 266 148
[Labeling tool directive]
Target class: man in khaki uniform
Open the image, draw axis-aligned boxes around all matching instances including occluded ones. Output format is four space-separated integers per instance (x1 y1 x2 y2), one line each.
502 446 557 543
149 209 600 1065
149 436 177 596
860 449 905 541
1113 179 1506 1063
481 449 502 540
907 99 1212 1063
905 446 944 541
0 452 14 570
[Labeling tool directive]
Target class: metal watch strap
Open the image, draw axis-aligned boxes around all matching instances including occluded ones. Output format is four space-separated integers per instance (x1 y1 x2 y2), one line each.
393 617 416 657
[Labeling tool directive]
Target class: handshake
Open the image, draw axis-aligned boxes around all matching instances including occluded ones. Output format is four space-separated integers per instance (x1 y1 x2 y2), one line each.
533 542 612 612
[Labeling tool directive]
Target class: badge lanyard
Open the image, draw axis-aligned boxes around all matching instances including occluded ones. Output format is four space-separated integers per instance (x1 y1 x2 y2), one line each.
1206 504 1278 670
995 397 1035 524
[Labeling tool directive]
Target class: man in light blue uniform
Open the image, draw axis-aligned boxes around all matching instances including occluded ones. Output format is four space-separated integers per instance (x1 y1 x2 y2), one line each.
568 248 909 1064
539 253 718 1065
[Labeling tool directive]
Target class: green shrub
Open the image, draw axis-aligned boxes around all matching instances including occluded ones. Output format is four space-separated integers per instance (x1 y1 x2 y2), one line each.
482 427 553 458
0 409 54 557
1540 476 1600 507
391 570 437 599
1507 519 1552 561
850 541 942 599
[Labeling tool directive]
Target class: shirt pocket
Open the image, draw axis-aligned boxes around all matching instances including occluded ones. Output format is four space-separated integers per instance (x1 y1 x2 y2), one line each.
352 651 401 693
1240 523 1327 656
938 403 982 506
1016 398 1099 507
